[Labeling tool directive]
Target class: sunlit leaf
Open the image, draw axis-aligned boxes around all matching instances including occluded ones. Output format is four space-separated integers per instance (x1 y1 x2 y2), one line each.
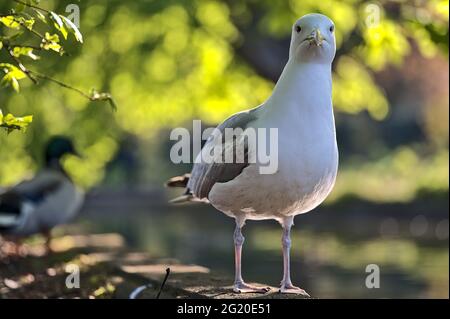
23 17 35 30
60 15 83 43
0 63 26 92
0 16 21 29
34 9 47 23
41 32 62 52
12 46 40 60
50 11 68 40
0 109 33 133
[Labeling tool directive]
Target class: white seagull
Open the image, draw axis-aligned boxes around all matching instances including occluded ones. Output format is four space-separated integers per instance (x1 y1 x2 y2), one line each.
167 14 338 295
0 136 84 253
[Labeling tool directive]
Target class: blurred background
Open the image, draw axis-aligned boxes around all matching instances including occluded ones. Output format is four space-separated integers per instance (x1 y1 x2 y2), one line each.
0 0 448 298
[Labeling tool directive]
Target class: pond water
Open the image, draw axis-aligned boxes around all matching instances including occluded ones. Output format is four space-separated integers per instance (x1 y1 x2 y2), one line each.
81 203 449 299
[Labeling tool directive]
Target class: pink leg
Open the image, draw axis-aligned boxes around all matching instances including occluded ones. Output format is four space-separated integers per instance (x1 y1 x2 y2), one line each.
280 217 310 296
233 219 270 294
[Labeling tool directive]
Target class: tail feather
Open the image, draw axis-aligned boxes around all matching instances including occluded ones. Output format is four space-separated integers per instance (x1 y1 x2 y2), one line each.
166 173 209 204
165 174 190 188
0 192 22 230
169 194 209 204
0 215 19 228
169 194 194 204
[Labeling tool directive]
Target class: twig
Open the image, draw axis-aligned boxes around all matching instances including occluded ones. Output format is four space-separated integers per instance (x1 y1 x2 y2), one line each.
30 70 92 100
0 12 22 18
29 70 117 111
13 18 69 57
0 123 22 132
25 26 46 41
13 0 51 14
8 15 47 41
156 268 171 299
2 8 116 110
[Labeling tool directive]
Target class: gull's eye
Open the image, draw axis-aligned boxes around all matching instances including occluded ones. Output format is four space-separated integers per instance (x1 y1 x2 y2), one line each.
329 25 334 32
295 25 301 33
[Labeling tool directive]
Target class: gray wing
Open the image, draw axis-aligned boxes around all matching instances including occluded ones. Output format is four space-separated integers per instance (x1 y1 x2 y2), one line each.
13 172 63 204
187 109 258 199
0 173 63 231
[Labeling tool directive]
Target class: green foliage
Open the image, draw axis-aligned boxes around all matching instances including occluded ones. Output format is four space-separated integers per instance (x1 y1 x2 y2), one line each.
41 32 62 53
60 15 83 43
0 0 448 196
12 46 39 60
0 0 111 112
329 147 449 203
256 0 448 118
0 62 26 91
0 108 32 133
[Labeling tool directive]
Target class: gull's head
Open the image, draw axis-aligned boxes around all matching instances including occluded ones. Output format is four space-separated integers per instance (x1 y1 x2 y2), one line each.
289 14 336 64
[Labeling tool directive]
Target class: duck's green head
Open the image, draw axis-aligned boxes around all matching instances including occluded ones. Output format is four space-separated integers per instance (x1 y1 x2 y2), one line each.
45 136 80 165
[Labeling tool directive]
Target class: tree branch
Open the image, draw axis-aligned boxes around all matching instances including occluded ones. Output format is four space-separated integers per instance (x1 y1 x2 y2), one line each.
13 0 51 14
29 70 117 111
2 5 116 110
29 70 92 100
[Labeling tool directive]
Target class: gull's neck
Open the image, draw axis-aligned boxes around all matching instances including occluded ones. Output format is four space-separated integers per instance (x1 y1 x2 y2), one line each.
267 59 332 110
260 59 335 134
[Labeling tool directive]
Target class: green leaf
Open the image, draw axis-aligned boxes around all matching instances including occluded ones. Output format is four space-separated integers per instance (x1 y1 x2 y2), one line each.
50 11 68 40
60 15 83 43
23 17 35 30
41 32 62 53
13 46 40 60
0 109 33 133
34 9 47 23
0 63 27 92
0 63 27 79
0 15 34 30
0 16 21 29
10 75 20 92
50 11 63 28
44 32 60 43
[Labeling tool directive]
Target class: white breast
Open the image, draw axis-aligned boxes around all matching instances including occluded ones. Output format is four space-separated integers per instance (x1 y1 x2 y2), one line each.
208 62 338 221
209 118 338 221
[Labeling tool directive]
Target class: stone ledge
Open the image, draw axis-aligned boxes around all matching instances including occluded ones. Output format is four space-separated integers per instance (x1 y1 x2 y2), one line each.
0 233 310 299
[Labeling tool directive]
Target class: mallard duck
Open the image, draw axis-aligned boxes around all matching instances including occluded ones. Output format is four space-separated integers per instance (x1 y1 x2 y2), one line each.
0 136 84 253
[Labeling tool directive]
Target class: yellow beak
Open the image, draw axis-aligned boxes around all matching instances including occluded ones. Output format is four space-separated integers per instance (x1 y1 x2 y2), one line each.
307 29 324 46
